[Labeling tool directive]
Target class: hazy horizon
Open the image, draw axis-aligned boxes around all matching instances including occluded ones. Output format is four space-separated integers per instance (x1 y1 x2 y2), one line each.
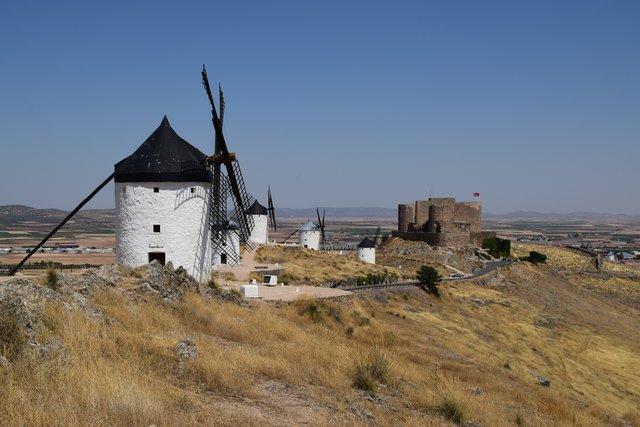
2 203 639 218
1 1 638 214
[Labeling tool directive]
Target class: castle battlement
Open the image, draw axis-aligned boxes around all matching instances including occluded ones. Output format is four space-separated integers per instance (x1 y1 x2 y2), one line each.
393 197 493 246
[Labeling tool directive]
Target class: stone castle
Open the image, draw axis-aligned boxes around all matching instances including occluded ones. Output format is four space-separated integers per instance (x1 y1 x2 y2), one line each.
392 197 495 246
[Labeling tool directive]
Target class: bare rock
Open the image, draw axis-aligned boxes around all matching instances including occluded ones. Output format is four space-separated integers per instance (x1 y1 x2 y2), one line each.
350 405 376 424
203 287 250 307
175 337 197 360
33 338 72 363
467 386 483 395
537 378 550 387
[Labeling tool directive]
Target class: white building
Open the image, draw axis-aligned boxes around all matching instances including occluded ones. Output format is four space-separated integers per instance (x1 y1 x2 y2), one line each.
212 221 241 266
247 200 268 244
114 116 213 282
357 237 376 264
298 220 321 250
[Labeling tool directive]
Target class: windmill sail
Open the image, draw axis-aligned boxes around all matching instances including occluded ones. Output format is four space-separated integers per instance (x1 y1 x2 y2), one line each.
267 186 277 231
202 65 255 264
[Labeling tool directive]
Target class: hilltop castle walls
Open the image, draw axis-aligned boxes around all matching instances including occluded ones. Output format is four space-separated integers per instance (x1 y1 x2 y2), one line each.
398 204 415 232
454 202 482 233
393 196 491 247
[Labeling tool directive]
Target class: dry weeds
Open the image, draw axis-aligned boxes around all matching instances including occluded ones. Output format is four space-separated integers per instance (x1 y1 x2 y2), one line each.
0 245 638 425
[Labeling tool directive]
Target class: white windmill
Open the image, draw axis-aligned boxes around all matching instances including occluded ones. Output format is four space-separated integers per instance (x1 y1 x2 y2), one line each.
281 208 326 250
356 226 380 264
114 116 213 281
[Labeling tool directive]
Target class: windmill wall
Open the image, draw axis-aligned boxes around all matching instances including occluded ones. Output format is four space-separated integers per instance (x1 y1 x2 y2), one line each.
249 214 268 244
357 247 376 264
115 181 212 282
212 231 240 267
299 230 321 250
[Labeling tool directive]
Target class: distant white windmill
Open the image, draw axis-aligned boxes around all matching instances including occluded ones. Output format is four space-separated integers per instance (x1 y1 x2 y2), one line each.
357 226 379 264
282 208 327 250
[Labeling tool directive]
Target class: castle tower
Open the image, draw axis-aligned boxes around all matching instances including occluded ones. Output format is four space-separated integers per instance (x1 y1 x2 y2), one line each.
398 204 416 232
356 236 376 264
298 220 321 250
114 116 212 282
247 200 268 244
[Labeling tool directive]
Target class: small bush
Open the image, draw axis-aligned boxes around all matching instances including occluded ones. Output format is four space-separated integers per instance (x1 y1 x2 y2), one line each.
482 237 511 258
353 365 377 392
45 267 60 291
353 347 395 391
437 397 466 424
351 310 370 326
417 265 442 297
0 308 27 361
520 251 547 264
298 300 323 323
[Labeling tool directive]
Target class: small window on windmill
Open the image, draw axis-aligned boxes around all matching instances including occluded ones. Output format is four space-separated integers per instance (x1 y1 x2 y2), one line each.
190 187 195 194
122 187 126 194
153 187 159 193
153 224 160 233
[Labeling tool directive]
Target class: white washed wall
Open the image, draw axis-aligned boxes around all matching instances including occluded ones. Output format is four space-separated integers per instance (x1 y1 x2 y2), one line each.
357 247 376 264
248 214 268 244
212 230 240 267
299 230 320 250
115 181 212 282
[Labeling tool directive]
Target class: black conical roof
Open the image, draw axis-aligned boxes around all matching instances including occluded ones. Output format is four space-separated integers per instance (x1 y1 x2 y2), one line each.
114 116 212 183
247 200 268 215
357 237 376 248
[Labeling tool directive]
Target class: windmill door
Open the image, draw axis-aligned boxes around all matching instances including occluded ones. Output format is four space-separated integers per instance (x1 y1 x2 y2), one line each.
148 252 166 266
220 253 227 264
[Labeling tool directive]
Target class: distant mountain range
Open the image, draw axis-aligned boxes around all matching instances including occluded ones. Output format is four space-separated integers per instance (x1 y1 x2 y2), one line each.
0 205 115 226
484 210 640 222
276 207 397 219
1 205 638 224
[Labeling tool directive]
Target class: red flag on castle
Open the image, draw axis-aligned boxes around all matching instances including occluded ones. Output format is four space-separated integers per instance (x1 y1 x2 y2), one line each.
473 192 480 198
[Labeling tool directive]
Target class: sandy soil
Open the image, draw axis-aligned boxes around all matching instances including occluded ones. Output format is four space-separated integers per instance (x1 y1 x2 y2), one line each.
222 282 352 302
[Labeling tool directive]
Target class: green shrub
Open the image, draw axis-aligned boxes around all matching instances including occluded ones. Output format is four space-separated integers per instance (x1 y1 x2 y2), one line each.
520 251 547 264
482 237 511 258
417 265 442 297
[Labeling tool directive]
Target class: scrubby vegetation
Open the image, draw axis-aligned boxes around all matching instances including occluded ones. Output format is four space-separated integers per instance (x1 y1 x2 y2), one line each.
44 267 59 290
0 244 638 425
0 308 27 361
481 237 511 258
520 250 547 264
254 245 407 284
417 265 442 297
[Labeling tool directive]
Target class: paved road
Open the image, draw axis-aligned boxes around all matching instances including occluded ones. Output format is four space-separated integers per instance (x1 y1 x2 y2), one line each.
340 260 513 291
447 260 512 281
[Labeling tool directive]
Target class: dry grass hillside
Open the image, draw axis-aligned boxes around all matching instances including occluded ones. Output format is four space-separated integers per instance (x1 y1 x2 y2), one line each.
376 238 482 276
512 242 640 308
253 245 409 284
0 245 639 426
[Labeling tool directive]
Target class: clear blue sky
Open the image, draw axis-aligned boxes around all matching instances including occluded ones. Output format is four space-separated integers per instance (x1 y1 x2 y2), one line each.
1 0 638 214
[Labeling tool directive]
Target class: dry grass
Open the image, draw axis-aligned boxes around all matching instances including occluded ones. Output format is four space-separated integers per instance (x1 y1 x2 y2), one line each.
0 246 638 425
254 245 406 284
